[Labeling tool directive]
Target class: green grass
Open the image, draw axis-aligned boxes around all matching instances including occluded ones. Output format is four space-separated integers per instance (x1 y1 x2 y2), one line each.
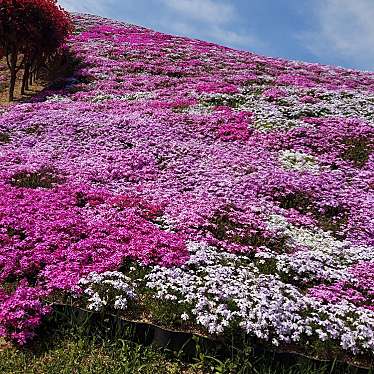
0 329 188 374
0 310 371 374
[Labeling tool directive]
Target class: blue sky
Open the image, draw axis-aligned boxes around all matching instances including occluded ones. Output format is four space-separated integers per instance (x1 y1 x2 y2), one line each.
58 0 374 71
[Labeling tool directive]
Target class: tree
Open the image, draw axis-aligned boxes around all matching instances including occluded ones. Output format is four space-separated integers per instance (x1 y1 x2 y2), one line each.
0 0 73 101
20 0 73 95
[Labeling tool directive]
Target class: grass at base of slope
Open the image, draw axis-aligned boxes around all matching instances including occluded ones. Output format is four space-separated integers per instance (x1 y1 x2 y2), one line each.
0 311 372 374
0 332 187 374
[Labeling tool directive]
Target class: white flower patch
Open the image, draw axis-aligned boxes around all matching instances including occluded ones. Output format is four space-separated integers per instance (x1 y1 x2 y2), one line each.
91 92 152 103
145 242 374 354
152 213 177 232
279 150 319 172
265 214 374 282
201 93 248 106
45 95 72 103
197 82 373 131
321 90 374 123
251 101 302 132
79 271 136 312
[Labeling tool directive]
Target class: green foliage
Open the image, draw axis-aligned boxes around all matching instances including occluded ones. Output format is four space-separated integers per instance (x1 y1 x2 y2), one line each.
342 137 372 168
275 192 349 238
317 205 349 238
24 124 44 135
188 334 372 374
283 107 331 119
6 226 26 240
207 207 289 253
276 191 313 213
0 311 371 374
0 331 184 374
0 131 10 143
202 94 247 108
10 169 62 189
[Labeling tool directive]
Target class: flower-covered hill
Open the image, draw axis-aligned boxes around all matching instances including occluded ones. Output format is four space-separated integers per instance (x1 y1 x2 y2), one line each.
0 13 373 361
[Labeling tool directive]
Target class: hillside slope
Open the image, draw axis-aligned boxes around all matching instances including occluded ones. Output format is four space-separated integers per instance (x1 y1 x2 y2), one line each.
0 14 373 362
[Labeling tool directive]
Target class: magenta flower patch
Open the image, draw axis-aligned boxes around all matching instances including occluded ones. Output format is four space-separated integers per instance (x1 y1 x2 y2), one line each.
0 14 373 357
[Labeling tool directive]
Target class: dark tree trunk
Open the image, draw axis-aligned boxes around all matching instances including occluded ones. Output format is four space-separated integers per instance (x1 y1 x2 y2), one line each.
21 64 30 95
8 72 17 102
7 52 18 102
29 68 33 86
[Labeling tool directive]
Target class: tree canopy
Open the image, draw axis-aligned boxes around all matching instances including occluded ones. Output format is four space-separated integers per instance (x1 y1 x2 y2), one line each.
0 0 73 101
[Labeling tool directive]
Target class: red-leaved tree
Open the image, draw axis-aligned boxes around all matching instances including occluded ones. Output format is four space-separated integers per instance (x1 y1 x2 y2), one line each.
0 0 73 101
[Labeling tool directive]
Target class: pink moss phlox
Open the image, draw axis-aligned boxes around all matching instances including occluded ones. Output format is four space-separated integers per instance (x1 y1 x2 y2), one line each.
0 13 373 346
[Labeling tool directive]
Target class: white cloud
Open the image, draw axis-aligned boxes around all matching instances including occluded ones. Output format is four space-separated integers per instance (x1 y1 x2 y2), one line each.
160 0 235 25
159 0 260 50
162 19 258 50
301 0 374 70
58 0 110 16
210 26 258 47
